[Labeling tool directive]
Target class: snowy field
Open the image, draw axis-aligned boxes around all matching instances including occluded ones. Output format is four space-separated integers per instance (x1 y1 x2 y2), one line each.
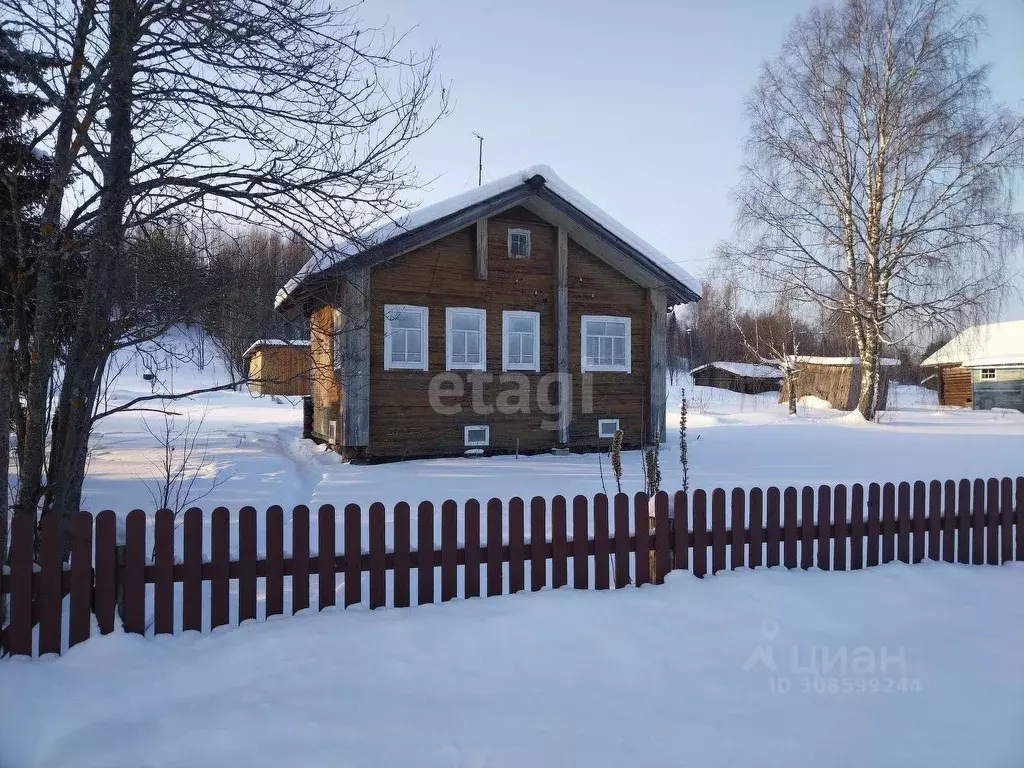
75 332 1024 520
1 562 1022 768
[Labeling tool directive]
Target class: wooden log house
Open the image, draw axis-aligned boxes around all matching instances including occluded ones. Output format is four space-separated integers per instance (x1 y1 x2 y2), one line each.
275 165 701 460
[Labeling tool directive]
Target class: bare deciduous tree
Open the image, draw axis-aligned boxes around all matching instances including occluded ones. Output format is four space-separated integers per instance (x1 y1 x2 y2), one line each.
2 0 447 553
721 0 1024 419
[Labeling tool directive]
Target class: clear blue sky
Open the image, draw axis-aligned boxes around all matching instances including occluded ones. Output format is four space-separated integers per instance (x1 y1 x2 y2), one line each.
365 0 1024 319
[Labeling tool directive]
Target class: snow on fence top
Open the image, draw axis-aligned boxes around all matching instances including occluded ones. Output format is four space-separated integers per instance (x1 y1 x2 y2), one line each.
788 355 900 367
275 164 700 308
242 339 311 358
691 361 782 379
922 320 1024 367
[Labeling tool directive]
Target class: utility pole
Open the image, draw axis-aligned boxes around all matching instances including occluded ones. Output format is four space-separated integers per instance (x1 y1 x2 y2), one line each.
472 132 483 186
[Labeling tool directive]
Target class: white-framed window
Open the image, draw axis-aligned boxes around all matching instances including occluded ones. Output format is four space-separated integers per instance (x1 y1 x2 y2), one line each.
446 307 486 371
581 315 631 373
464 425 490 447
507 228 531 259
598 418 620 438
502 310 540 372
980 368 996 380
383 304 428 371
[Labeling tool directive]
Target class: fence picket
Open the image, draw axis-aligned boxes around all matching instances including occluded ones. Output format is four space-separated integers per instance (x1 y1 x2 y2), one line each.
783 488 798 569
211 507 230 629
942 482 956 563
692 490 708 578
1017 478 1024 562
509 497 526 594
833 485 847 571
673 491 689 572
800 487 815 570
183 508 203 631
487 498 503 597
654 493 670 584
635 493 651 585
710 489 726 575
38 512 63 656
1000 479 1013 564
396 501 413 607
881 483 896 564
866 484 881 567
748 487 763 569
552 496 568 589
817 486 831 571
466 499 481 598
6 513 33 655
343 504 359 609
614 493 630 587
912 482 926 564
265 506 284 619
573 496 589 589
896 483 911 564
849 484 864 570
986 478 999 566
971 479 985 566
927 481 942 562
731 488 745 570
94 510 117 635
417 501 434 605
369 502 386 609
765 487 780 569
957 480 971 564
530 497 546 591
154 508 176 634
239 506 257 623
292 506 310 614
124 510 147 635
594 494 611 589
319 505 337 610
69 512 93 649
439 500 456 602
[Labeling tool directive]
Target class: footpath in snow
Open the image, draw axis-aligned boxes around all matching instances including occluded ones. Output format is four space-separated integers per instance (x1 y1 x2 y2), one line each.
1 562 1022 768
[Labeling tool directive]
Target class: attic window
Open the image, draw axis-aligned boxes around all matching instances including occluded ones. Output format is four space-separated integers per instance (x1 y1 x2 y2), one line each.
980 368 996 380
508 228 531 259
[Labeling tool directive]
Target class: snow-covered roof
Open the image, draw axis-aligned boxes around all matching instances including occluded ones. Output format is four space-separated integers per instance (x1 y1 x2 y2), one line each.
921 320 1024 367
691 361 783 379
789 356 901 367
961 355 1024 369
275 165 700 309
242 339 310 358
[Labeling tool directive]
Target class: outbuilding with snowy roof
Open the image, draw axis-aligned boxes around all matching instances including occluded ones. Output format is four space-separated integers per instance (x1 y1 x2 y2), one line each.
922 321 1024 411
275 165 700 460
691 361 782 395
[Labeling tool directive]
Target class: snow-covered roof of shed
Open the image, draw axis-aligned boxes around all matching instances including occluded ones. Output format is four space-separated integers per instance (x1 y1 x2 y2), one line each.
789 355 901 367
242 339 310 358
691 362 783 379
275 165 700 309
921 320 1024 367
961 355 1024 369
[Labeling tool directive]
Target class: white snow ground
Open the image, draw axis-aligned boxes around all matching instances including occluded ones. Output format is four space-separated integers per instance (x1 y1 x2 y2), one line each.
1 562 1022 768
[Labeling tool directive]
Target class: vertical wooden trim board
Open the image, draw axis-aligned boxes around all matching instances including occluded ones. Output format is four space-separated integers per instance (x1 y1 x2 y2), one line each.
555 226 569 444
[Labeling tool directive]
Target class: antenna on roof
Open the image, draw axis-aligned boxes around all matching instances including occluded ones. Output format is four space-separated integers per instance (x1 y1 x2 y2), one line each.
472 132 483 186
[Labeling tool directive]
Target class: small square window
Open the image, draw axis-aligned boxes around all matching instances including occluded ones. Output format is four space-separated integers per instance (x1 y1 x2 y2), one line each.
508 228 531 259
464 425 490 447
980 368 996 380
598 419 620 438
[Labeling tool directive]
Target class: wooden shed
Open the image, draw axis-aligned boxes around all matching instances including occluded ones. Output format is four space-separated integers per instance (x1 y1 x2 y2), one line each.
781 356 899 411
921 321 1024 408
243 340 312 396
691 362 781 394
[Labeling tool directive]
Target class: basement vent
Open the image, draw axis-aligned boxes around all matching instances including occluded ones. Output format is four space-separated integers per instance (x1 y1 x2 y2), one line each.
327 419 337 445
464 425 490 447
598 418 620 439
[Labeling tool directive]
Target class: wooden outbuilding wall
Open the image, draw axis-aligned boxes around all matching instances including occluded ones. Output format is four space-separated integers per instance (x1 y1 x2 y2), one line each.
247 344 311 397
692 366 781 395
781 361 891 411
936 365 972 407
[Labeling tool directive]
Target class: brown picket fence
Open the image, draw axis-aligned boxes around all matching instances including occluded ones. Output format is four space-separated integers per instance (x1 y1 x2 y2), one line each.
1 476 1022 658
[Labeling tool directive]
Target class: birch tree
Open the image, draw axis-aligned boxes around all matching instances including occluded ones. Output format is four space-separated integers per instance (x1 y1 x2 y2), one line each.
2 0 447 553
721 0 1024 419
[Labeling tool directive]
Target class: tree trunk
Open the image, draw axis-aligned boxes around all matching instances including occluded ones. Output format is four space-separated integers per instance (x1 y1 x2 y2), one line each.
786 367 797 415
857 334 880 421
0 332 11 565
